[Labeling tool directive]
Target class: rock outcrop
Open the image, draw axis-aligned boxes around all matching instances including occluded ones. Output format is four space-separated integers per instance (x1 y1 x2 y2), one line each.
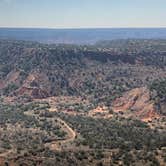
113 87 160 122
15 71 50 99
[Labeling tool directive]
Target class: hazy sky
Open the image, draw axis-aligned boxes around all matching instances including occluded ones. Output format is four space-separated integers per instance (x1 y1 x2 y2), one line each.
0 0 165 28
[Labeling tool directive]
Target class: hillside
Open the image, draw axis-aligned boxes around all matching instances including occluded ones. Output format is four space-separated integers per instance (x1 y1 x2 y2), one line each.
113 87 160 122
0 39 166 96
0 39 166 165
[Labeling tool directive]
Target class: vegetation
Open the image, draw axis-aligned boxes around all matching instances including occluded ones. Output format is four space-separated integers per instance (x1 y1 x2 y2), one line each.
150 79 166 115
0 39 166 106
0 39 166 165
58 114 166 150
150 79 166 102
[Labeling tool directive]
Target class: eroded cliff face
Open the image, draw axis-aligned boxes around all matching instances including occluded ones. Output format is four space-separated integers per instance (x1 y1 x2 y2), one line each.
0 69 51 99
113 87 160 122
15 71 50 99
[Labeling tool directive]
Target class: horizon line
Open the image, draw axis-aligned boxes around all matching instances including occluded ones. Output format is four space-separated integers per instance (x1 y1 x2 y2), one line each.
0 26 166 30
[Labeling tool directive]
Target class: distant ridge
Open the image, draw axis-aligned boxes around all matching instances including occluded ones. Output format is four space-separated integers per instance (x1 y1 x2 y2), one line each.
0 28 166 44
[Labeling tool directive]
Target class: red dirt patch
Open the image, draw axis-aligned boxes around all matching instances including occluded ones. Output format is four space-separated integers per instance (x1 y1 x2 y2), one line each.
113 87 160 122
89 106 113 119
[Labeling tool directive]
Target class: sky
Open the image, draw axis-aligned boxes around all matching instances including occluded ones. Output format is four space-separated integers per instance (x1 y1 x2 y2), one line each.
0 0 166 28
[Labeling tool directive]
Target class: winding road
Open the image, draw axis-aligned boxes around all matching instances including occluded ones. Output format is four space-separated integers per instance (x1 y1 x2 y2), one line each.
24 107 76 151
48 117 76 151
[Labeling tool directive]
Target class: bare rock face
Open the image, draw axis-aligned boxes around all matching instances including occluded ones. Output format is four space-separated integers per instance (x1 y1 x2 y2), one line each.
15 71 50 99
113 87 160 122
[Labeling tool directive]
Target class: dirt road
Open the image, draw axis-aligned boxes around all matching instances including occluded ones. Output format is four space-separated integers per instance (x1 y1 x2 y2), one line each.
48 117 76 151
24 106 76 151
